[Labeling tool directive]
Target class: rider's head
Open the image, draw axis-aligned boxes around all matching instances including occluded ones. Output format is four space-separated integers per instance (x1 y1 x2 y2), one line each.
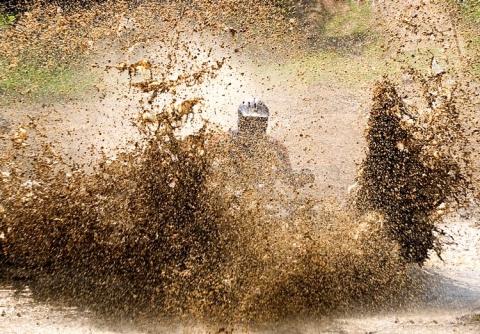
237 98 269 136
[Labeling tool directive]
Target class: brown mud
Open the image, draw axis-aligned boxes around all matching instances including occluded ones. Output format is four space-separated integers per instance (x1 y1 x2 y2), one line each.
0 0 479 333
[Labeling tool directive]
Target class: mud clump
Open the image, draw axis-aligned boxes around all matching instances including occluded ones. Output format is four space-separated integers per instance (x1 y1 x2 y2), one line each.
0 0 447 325
0 97 409 322
355 76 469 264
0 118 11 134
0 109 226 315
0 58 411 322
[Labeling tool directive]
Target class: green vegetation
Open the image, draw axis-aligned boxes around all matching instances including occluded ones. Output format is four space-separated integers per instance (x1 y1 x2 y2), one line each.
258 1 385 89
454 0 480 76
0 9 96 103
0 60 95 103
258 48 398 90
323 1 374 38
0 13 15 29
458 0 480 22
0 1 378 101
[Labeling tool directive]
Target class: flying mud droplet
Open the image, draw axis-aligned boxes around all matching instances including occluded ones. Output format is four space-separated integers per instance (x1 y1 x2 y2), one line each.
0 119 11 134
0 65 408 323
354 75 470 264
0 0 477 329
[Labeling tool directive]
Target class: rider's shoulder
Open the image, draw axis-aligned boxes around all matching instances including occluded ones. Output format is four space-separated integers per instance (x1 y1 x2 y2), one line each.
209 130 237 150
267 137 288 154
212 130 233 141
212 129 239 142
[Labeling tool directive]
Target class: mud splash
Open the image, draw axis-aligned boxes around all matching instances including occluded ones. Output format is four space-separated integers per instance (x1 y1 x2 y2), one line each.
355 74 470 264
0 0 475 328
0 60 409 322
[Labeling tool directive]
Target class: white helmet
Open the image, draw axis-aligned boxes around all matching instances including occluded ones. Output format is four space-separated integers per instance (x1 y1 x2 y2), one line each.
237 98 269 119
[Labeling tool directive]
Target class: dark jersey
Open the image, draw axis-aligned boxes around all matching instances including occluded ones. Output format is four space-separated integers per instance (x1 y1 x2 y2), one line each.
210 130 294 188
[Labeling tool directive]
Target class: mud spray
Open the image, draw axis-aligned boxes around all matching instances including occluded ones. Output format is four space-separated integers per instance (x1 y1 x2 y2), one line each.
0 0 476 331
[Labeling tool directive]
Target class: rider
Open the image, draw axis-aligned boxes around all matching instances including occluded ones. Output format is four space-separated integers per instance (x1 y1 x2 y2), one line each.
212 98 314 188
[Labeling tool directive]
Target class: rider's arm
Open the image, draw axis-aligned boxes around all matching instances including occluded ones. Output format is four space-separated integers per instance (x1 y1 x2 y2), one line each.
270 138 315 187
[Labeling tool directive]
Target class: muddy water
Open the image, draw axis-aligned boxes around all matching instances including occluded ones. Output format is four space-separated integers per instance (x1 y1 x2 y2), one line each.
1 0 480 332
0 220 479 333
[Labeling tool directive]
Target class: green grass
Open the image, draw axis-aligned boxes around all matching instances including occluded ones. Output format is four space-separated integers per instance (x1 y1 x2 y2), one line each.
0 59 95 103
257 48 399 90
458 0 480 22
323 1 374 38
255 1 389 89
0 11 95 103
474 63 480 76
454 0 480 76
0 14 15 29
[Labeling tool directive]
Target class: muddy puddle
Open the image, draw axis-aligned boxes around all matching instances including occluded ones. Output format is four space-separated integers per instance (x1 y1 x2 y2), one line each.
1 219 479 334
1 0 480 333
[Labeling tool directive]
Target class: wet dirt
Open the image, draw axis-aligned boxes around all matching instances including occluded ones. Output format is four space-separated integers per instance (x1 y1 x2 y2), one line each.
1 220 479 333
0 0 480 333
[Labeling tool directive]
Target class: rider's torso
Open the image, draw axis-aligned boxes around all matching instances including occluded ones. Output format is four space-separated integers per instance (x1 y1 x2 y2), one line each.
211 131 292 187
